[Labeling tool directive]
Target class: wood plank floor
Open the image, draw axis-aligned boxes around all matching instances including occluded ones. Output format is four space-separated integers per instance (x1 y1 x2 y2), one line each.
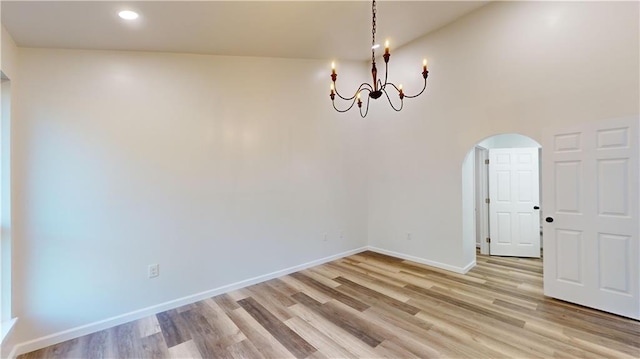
19 251 640 358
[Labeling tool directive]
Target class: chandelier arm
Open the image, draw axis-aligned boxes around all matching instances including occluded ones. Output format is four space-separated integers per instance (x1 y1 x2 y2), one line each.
334 82 373 101
383 88 403 112
403 77 428 99
360 93 372 118
385 82 401 93
359 87 372 96
332 97 358 113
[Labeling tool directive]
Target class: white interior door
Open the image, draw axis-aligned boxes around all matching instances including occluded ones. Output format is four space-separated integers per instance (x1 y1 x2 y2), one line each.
542 117 639 320
489 148 541 257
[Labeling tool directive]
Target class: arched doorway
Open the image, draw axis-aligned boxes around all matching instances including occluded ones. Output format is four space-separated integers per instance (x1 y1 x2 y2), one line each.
462 133 542 260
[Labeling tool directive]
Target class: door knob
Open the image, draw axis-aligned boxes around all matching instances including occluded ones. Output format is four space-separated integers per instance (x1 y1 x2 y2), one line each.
545 217 554 223
534 206 540 210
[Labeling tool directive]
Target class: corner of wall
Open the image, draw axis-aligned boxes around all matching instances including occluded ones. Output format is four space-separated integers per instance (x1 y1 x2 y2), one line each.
1 25 19 80
367 246 472 274
1 318 20 359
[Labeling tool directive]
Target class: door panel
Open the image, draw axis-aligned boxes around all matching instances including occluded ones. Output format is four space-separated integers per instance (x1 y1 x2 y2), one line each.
597 159 628 216
517 213 535 244
543 117 639 320
489 148 540 257
597 233 630 294
496 213 511 244
555 229 583 284
554 161 582 213
554 132 581 151
497 171 510 201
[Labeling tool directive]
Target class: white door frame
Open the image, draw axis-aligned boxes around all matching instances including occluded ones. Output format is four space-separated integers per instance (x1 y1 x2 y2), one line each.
475 146 490 255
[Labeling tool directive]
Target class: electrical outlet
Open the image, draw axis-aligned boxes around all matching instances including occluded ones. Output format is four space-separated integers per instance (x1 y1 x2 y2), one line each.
407 232 412 240
148 264 159 278
323 233 328 242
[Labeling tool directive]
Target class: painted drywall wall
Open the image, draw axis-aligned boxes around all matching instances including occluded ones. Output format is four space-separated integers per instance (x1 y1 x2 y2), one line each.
1 79 11 320
367 1 639 269
478 133 541 149
11 48 369 346
0 25 18 357
461 150 475 259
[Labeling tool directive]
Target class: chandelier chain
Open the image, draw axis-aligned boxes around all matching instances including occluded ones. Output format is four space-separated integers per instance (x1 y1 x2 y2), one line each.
371 0 376 64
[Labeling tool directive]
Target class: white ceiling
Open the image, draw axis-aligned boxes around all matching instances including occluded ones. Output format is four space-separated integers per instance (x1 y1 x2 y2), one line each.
2 1 489 61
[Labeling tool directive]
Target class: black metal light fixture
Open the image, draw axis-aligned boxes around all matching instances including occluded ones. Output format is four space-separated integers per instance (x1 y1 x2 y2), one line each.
329 0 429 118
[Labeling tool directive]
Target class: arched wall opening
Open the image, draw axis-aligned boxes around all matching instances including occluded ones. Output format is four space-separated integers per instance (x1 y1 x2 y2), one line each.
462 133 542 267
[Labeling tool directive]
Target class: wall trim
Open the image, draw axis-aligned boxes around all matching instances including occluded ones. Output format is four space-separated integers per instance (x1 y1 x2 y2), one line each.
11 246 369 358
1 317 17 345
2 317 18 359
461 259 477 274
366 246 476 274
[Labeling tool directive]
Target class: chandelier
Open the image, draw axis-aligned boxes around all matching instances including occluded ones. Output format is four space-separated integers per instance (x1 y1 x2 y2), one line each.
329 0 429 118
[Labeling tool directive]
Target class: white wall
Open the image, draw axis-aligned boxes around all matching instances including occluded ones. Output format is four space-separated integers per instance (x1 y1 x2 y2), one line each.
11 48 369 346
1 79 11 320
478 133 541 149
367 1 639 270
0 24 18 357
461 150 476 257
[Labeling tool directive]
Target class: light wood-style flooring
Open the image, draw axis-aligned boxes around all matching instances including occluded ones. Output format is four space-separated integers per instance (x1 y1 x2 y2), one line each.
19 251 640 358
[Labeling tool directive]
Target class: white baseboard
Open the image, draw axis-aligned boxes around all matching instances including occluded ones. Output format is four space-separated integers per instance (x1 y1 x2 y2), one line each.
1 317 17 344
11 246 368 358
366 246 476 274
460 260 477 274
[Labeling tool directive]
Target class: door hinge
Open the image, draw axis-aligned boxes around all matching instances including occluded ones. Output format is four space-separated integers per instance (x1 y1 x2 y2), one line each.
485 198 490 204
485 159 490 165
486 237 491 243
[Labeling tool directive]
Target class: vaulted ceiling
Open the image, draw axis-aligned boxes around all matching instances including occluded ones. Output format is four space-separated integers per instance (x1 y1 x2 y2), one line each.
2 1 489 61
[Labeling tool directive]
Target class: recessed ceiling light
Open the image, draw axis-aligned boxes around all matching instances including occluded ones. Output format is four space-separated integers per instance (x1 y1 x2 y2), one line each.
118 10 139 20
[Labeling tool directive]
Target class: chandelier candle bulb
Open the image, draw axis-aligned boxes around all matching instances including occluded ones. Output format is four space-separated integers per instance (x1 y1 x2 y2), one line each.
385 40 390 55
423 59 428 71
330 62 337 82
